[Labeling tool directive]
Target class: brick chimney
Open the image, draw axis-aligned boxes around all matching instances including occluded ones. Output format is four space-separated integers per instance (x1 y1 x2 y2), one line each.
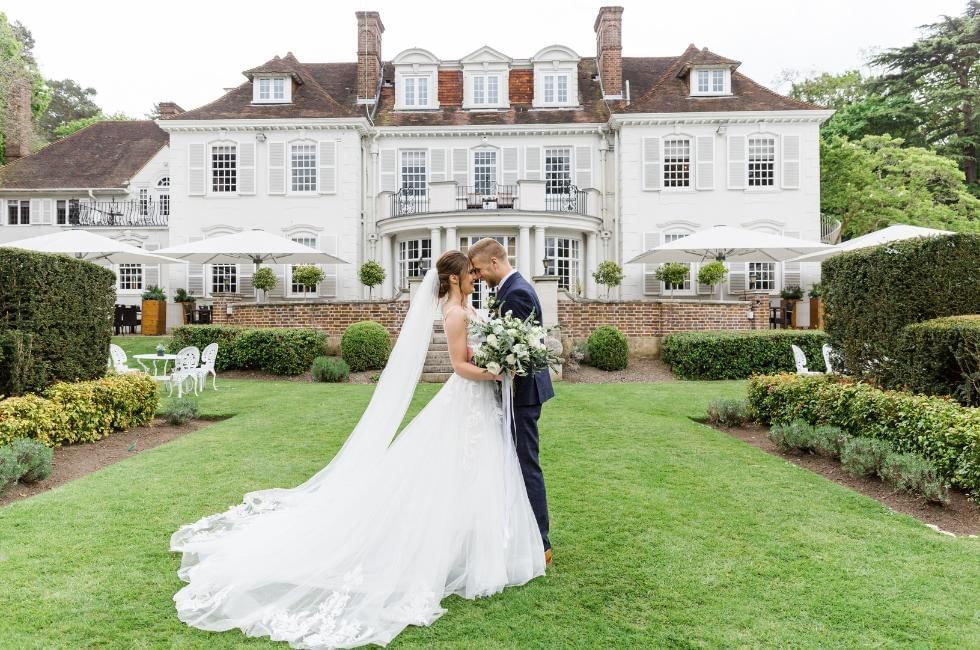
157 102 185 119
594 6 624 99
4 74 33 160
356 11 384 104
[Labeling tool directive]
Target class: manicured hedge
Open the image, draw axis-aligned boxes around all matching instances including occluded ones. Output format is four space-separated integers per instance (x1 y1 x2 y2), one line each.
169 325 327 375
340 321 391 372
587 325 629 371
0 330 42 397
747 374 980 495
822 233 980 386
0 374 158 447
0 249 116 395
900 315 980 405
662 330 828 380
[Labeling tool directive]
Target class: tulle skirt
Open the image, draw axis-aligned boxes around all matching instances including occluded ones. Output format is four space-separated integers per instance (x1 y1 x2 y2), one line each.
171 375 545 648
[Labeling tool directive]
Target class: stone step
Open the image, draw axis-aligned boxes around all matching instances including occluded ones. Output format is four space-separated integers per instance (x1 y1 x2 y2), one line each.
423 364 453 373
428 342 448 352
425 351 451 363
421 372 452 383
431 333 447 344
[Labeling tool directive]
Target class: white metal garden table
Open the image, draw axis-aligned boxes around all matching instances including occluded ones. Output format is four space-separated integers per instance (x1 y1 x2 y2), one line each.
133 353 178 377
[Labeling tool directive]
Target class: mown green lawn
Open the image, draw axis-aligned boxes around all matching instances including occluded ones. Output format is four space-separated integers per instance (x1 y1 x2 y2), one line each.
1 375 978 648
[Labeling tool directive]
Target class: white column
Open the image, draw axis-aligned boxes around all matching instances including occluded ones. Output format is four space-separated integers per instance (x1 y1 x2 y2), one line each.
430 227 442 266
446 226 457 254
533 226 546 276
518 225 531 277
586 231 598 299
381 234 393 298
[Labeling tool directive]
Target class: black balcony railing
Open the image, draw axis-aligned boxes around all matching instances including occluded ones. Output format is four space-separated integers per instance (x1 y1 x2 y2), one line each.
58 200 169 227
456 184 518 211
545 186 588 214
391 189 430 217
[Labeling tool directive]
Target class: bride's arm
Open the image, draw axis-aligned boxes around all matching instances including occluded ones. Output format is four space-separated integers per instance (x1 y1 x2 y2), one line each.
444 308 500 382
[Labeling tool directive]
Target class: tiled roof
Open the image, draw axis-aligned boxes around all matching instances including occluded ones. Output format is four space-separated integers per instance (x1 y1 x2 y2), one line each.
242 53 307 82
0 121 168 190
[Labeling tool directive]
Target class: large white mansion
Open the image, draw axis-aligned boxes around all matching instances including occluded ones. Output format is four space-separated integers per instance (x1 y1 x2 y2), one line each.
0 7 831 327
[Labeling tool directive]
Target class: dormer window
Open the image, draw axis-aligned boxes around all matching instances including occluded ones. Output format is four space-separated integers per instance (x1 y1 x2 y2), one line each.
403 76 430 108
472 75 500 105
253 76 291 103
690 67 731 96
531 45 580 108
391 48 440 110
460 45 512 110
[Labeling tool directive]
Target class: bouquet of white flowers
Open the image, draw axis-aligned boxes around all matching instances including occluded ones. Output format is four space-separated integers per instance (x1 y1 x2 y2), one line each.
468 309 561 378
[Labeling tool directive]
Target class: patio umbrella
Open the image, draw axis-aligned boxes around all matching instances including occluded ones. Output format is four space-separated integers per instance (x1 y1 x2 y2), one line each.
156 229 349 265
786 224 954 264
1 229 186 265
627 225 834 264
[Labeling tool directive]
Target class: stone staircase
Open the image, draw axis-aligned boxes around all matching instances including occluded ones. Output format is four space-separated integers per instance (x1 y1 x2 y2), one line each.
421 321 453 383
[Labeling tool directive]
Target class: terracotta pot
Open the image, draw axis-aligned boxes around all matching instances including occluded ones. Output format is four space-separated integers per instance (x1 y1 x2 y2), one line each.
142 299 167 335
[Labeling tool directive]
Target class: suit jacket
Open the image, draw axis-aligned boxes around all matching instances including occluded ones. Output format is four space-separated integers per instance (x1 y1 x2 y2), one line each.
493 272 555 406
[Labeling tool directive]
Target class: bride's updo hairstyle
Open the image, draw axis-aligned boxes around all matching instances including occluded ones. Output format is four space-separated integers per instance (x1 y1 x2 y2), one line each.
436 250 470 299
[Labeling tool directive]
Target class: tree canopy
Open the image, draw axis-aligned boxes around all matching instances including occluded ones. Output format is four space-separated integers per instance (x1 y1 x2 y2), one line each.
40 79 101 142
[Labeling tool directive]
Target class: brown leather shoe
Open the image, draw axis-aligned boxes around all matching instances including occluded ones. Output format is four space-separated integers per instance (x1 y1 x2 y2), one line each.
544 548 553 568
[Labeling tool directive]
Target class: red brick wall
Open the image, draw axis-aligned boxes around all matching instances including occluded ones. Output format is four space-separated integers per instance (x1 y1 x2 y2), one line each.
509 70 534 104
211 296 409 338
439 70 462 106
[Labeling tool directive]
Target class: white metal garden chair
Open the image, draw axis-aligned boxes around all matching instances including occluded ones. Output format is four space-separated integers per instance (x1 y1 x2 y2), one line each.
108 344 140 375
151 346 201 398
822 344 837 375
791 344 823 376
195 343 220 392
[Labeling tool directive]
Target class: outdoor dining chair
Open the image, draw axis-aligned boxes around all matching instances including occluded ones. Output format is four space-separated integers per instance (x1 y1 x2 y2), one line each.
791 344 823 376
150 346 201 398
108 343 141 375
195 343 220 392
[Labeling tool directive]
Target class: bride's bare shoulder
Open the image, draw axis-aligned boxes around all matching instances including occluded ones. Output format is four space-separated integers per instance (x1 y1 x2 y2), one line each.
441 304 468 324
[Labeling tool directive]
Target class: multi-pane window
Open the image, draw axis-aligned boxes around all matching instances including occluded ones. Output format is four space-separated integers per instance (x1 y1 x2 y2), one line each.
258 77 286 101
711 70 725 92
117 264 143 291
398 238 432 289
748 262 776 291
291 143 318 192
544 147 572 194
211 145 237 192
157 177 170 217
56 199 80 225
663 138 691 188
696 70 710 93
290 235 319 295
695 69 726 94
543 74 569 103
211 264 238 294
473 150 497 194
544 237 581 291
7 200 29 225
472 75 499 105
400 150 427 195
748 137 776 187
662 233 693 292
139 188 149 216
404 77 429 107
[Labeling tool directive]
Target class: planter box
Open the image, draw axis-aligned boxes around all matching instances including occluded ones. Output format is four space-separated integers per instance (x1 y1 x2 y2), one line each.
780 299 801 329
142 299 167 335
810 297 824 330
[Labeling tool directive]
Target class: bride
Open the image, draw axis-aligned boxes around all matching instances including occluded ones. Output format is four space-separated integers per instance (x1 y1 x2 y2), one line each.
171 250 546 648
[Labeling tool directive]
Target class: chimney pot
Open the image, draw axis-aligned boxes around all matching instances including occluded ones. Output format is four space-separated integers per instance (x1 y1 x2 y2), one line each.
157 102 185 119
3 75 33 160
594 6 624 99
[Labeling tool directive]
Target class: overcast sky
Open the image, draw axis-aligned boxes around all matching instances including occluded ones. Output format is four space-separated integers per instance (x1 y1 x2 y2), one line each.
3 0 968 117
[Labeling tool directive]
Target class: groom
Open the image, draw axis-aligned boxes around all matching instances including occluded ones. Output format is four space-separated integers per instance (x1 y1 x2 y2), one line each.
467 238 554 566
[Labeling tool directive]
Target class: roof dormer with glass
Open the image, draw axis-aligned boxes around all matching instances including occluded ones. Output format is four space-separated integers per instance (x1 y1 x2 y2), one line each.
392 48 440 110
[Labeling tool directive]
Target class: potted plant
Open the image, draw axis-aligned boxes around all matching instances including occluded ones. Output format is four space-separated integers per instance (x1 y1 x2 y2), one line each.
358 261 385 299
696 261 729 299
655 263 689 300
592 260 624 300
173 288 197 324
808 282 824 330
253 266 278 303
292 265 325 301
779 285 804 329
141 285 167 335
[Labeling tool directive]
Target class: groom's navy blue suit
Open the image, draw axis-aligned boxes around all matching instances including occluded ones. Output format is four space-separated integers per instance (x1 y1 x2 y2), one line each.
493 272 554 551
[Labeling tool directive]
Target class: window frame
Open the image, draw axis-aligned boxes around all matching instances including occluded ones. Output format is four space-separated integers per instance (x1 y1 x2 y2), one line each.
397 238 432 290
210 263 239 295
399 150 428 196
116 263 144 293
662 136 693 190
289 141 319 194
747 135 777 189
544 236 581 292
209 143 238 194
690 67 732 96
252 75 291 103
156 177 170 217
748 261 777 293
6 199 30 225
401 75 431 109
472 148 498 195
469 73 503 107
288 234 321 297
544 147 572 195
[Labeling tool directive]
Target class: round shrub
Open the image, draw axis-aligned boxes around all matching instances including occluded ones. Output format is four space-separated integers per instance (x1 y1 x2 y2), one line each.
841 437 891 478
0 446 20 494
163 397 199 426
8 437 52 483
341 321 391 372
312 356 350 383
586 325 629 371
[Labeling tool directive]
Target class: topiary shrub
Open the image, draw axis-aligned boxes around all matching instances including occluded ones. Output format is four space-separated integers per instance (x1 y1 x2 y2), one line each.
705 399 751 427
311 356 350 383
586 325 629 371
899 315 980 405
341 321 391 372
0 331 42 399
7 437 52 483
231 328 327 375
662 330 828 380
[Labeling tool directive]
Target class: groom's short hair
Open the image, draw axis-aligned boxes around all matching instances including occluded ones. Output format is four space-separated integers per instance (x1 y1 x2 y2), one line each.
468 238 507 261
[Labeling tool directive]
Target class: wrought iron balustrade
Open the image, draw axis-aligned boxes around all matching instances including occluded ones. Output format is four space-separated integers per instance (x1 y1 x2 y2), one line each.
545 186 588 215
58 200 169 227
390 189 430 217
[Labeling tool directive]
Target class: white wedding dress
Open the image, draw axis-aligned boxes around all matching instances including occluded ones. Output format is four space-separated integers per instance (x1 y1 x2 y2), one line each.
171 270 545 649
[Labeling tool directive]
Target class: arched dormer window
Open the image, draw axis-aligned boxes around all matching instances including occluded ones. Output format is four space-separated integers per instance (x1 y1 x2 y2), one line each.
392 48 440 110
531 45 580 108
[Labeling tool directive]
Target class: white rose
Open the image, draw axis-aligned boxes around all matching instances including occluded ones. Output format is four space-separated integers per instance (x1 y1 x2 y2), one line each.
493 325 504 335
506 353 517 365
486 333 498 347
486 361 502 375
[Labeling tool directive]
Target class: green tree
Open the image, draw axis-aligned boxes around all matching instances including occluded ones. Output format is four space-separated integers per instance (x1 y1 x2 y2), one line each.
655 263 690 299
53 112 131 140
821 134 980 239
292 265 325 300
252 266 278 301
358 261 385 298
591 260 624 299
39 79 101 141
870 1 980 184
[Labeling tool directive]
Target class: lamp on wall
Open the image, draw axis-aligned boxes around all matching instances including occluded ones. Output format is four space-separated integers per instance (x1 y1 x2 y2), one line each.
716 124 727 135
256 132 267 142
542 258 555 275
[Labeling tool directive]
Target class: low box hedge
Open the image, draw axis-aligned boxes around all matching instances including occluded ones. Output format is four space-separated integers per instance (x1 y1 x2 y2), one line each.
169 325 327 376
0 374 158 447
747 374 980 495
662 330 828 380
899 315 980 405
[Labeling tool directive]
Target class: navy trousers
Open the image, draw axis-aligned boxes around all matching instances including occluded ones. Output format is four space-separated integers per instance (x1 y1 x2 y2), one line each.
512 403 550 551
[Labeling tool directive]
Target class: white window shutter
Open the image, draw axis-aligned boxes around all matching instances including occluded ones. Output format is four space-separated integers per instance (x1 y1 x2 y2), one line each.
319 141 337 194
239 262 255 298
143 242 160 288
525 146 541 180
643 232 662 295
782 135 800 189
267 264 286 299
727 135 746 189
574 145 592 189
696 136 714 190
728 262 747 293
430 148 447 182
782 231 802 289
642 138 661 191
187 236 205 296
39 199 53 224
502 147 519 185
451 147 468 187
321 234 338 298
28 199 40 225
188 144 205 196
379 149 397 192
268 142 286 195
238 142 256 195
